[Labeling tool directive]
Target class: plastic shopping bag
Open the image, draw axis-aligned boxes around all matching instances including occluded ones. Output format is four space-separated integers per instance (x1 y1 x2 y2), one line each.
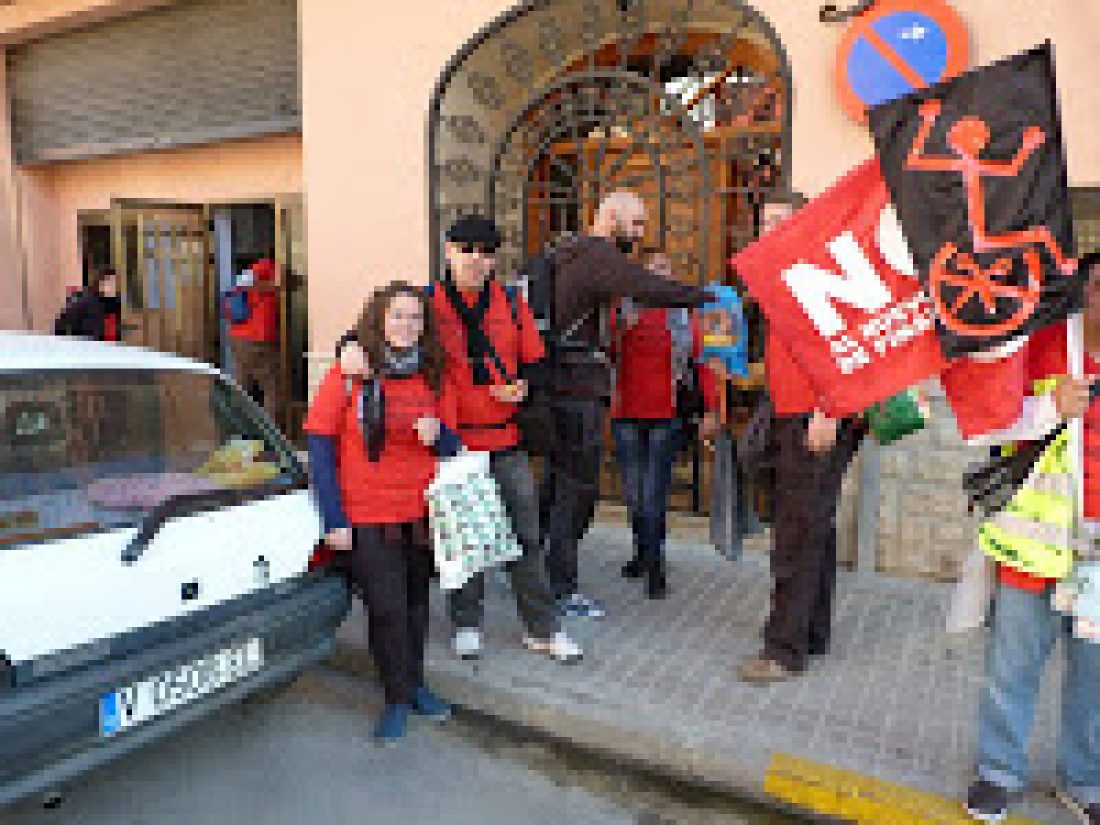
426 451 523 592
946 546 995 635
1053 561 1100 643
710 430 743 562
866 388 929 446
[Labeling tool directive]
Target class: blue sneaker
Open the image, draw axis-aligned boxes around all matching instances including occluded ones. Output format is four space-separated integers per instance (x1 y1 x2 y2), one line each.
560 593 605 619
411 687 452 723
373 704 410 744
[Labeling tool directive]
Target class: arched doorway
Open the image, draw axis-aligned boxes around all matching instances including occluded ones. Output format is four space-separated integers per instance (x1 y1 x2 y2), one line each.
429 0 791 512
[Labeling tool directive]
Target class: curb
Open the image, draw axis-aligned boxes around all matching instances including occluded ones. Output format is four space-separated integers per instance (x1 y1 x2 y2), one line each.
328 641 1061 824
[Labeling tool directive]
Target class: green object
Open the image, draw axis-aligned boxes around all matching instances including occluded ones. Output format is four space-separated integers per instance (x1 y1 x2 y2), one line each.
866 389 927 446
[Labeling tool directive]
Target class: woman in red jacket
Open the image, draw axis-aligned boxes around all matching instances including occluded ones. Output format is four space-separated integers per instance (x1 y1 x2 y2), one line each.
305 281 460 744
611 298 718 599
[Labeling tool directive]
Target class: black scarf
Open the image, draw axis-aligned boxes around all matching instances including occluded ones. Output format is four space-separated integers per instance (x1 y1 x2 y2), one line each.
358 345 423 462
441 272 497 385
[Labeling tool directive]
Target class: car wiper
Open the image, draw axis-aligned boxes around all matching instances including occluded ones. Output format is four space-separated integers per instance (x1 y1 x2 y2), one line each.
121 477 306 565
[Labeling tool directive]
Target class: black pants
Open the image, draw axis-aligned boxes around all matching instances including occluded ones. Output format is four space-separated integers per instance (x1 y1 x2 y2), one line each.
539 396 605 599
763 415 864 672
350 522 432 706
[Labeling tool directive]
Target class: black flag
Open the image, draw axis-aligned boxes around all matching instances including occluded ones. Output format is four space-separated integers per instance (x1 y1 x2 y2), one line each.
869 42 1080 358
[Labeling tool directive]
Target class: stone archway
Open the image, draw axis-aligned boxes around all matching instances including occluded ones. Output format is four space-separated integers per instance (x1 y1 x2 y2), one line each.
428 0 792 303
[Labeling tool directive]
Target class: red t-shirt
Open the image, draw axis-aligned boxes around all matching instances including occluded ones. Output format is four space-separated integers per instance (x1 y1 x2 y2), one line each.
102 313 119 342
303 365 457 524
229 289 279 343
432 283 545 452
766 329 819 415
611 307 718 420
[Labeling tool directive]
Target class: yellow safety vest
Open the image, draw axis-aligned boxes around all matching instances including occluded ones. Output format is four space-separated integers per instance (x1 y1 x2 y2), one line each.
977 378 1083 580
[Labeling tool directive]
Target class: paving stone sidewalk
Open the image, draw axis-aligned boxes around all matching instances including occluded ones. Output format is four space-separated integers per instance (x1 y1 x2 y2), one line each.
335 524 1079 823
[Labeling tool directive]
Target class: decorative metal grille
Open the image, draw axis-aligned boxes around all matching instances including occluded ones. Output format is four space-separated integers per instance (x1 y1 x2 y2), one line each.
429 0 792 313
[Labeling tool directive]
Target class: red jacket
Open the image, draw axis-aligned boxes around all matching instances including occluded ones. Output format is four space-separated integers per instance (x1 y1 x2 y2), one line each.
228 259 280 343
432 282 545 452
611 307 718 420
303 365 457 524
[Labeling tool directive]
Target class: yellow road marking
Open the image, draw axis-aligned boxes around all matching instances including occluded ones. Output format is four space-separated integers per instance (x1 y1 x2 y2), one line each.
764 753 1039 824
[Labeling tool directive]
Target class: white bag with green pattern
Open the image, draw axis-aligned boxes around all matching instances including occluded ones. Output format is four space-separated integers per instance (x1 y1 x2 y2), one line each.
426 451 523 592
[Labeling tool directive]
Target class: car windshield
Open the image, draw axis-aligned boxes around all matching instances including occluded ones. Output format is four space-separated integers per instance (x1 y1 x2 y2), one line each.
0 369 303 549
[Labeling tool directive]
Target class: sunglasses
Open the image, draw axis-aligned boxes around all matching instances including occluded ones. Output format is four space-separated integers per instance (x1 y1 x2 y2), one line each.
457 243 498 255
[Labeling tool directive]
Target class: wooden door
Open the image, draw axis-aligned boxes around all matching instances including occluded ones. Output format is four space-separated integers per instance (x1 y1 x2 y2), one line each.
111 201 211 363
275 194 307 441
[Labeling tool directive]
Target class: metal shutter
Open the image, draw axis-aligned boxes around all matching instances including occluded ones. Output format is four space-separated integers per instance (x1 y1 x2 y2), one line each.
8 0 299 164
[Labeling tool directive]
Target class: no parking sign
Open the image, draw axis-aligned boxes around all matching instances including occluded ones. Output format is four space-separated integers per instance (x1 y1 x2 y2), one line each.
835 0 969 123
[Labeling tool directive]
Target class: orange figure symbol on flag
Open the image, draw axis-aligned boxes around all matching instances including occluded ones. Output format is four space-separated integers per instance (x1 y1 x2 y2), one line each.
905 97 1077 336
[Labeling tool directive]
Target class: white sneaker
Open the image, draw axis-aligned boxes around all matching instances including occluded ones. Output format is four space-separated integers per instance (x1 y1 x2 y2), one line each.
522 630 583 664
453 628 482 660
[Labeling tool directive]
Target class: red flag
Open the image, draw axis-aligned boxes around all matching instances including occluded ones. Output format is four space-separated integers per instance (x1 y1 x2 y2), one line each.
733 159 945 416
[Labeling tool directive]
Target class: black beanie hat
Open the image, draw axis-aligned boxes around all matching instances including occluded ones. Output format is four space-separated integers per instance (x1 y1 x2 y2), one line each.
446 214 501 249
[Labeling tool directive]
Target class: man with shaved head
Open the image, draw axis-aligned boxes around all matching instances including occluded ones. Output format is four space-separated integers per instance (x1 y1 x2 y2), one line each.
535 189 710 619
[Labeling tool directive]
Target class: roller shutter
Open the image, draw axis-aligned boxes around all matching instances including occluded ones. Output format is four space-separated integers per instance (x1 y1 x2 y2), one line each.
8 0 299 164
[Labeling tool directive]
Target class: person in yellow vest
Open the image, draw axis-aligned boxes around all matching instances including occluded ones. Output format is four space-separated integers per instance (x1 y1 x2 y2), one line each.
945 251 1100 823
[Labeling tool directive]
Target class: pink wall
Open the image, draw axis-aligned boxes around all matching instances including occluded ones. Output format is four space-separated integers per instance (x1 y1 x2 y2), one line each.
20 134 302 330
300 0 513 352
299 0 1100 354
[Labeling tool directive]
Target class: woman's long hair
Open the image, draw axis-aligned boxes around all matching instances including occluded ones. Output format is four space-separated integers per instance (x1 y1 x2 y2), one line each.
354 281 446 393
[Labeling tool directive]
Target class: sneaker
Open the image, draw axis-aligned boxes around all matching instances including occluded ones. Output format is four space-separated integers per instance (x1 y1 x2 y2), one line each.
737 655 797 685
560 593 606 619
373 704 409 744
523 630 584 663
453 628 482 660
411 686 452 723
1057 790 1100 824
621 557 645 579
965 779 1010 822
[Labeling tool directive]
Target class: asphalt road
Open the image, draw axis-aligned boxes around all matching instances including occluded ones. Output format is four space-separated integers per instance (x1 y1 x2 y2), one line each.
2 667 793 825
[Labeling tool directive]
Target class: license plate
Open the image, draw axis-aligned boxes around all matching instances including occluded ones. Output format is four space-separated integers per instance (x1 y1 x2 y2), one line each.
99 638 264 737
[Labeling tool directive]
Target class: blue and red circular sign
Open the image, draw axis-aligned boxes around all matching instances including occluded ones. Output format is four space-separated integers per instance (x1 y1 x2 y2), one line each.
835 0 969 123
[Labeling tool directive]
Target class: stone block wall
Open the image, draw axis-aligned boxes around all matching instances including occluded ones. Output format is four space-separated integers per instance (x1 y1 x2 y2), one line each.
873 383 984 580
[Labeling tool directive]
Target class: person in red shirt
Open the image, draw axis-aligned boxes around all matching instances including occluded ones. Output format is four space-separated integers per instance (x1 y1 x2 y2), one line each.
610 298 718 599
226 258 283 420
737 196 867 685
304 281 460 744
337 215 583 665
944 252 1100 823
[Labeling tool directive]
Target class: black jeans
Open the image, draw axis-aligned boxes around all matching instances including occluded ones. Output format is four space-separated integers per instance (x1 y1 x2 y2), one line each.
448 449 561 640
763 415 864 672
540 397 605 599
350 522 432 706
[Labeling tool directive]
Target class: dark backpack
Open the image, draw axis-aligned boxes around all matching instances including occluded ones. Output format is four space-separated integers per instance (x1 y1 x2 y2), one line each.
516 238 613 395
54 291 91 337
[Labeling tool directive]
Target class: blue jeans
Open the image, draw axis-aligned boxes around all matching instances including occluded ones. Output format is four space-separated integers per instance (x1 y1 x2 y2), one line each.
613 419 680 568
976 582 1100 803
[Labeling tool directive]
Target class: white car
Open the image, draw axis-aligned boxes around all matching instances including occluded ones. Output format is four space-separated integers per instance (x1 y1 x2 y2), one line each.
0 332 349 806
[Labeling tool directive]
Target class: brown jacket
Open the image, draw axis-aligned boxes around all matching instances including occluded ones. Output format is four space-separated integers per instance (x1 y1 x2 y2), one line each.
550 235 710 399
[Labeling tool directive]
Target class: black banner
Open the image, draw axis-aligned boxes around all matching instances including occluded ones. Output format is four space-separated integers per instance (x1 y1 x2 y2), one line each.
869 42 1080 358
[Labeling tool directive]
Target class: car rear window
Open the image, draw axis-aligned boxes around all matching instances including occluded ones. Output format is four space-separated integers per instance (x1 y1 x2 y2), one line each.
0 369 304 548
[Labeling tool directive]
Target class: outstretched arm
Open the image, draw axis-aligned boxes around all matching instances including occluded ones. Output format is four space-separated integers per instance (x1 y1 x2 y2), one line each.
905 99 958 172
985 127 1044 177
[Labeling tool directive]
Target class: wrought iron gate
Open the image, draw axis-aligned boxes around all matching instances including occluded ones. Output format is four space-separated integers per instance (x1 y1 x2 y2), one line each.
429 0 793 510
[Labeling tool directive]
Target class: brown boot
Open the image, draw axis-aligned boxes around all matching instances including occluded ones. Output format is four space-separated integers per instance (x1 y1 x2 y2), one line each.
737 655 797 684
